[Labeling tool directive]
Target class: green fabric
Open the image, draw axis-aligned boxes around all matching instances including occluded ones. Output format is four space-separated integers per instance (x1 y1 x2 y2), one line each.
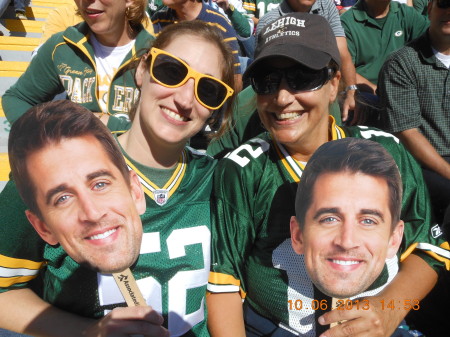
243 0 283 18
2 22 154 125
122 148 177 187
106 114 132 132
414 0 430 16
341 0 429 84
378 31 450 157
209 125 448 334
207 86 342 158
0 148 216 336
228 6 252 38
148 0 165 17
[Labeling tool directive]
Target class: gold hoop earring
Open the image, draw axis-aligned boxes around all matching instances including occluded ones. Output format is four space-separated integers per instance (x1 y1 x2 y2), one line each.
126 6 131 19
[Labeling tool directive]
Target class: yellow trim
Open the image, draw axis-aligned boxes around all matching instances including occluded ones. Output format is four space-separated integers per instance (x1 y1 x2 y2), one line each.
400 243 418 262
124 150 187 201
0 254 44 270
0 153 10 181
0 97 4 118
208 272 247 298
400 242 450 270
329 115 346 141
0 275 39 288
209 271 241 286
273 142 302 183
206 22 227 33
61 35 100 105
223 37 238 43
424 251 450 270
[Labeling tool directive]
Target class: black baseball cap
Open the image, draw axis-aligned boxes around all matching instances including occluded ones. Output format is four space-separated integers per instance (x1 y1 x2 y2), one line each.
244 12 341 78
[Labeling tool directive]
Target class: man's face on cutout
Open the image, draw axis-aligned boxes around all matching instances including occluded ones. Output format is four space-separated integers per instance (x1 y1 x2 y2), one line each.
290 171 403 298
26 135 146 273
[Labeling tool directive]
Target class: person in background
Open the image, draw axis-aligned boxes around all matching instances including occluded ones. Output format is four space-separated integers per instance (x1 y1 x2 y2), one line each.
2 0 153 131
378 2 450 333
341 0 429 93
243 0 282 26
14 0 27 20
151 0 243 91
38 3 82 44
334 0 356 14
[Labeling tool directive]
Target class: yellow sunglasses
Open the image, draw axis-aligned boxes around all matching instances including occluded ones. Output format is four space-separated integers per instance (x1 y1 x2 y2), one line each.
149 48 234 110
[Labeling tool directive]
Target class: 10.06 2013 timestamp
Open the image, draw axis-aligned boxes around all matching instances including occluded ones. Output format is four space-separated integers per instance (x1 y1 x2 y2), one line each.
287 299 420 311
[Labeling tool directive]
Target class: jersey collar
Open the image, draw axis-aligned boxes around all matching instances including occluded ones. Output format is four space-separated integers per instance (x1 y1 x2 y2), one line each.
124 150 188 206
273 116 346 182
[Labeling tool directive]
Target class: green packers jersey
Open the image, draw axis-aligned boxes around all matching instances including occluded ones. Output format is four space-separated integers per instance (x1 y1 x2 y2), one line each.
243 0 282 18
0 147 216 337
208 119 450 336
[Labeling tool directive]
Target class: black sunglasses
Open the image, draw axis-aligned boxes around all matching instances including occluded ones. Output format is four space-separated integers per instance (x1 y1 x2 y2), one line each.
249 65 333 95
436 0 450 8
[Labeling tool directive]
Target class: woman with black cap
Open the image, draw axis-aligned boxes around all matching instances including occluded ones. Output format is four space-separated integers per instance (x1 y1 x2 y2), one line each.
207 11 447 337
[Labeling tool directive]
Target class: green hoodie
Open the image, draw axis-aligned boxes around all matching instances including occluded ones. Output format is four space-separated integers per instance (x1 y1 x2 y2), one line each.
2 22 154 131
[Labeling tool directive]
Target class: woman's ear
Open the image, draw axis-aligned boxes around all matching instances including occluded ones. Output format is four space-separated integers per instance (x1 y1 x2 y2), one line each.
329 70 341 104
135 54 149 88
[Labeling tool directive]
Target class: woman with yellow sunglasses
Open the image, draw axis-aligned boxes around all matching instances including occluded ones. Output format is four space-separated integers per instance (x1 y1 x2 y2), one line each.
115 20 236 335
0 20 236 337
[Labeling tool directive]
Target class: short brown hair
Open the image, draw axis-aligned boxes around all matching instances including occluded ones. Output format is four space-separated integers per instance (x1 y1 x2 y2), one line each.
8 100 129 218
295 138 403 230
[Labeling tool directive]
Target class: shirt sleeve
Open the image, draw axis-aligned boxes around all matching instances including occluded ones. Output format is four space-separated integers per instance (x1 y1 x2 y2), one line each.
377 51 422 134
403 5 429 40
322 0 345 37
340 14 356 64
366 129 450 272
208 144 266 296
0 179 46 293
2 35 66 124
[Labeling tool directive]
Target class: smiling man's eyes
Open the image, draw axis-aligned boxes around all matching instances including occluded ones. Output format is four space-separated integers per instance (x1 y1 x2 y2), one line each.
93 181 109 190
55 194 71 206
319 216 339 224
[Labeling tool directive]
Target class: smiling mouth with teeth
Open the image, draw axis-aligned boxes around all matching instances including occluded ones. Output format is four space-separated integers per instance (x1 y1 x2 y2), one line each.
162 107 190 122
84 9 103 15
88 228 117 240
331 259 361 266
274 112 302 121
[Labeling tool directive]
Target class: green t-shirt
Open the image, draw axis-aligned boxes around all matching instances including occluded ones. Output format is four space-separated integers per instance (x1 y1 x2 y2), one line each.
341 0 429 84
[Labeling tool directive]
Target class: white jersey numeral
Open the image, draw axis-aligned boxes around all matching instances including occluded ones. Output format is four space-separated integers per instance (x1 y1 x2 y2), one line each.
257 1 279 17
359 128 399 143
225 138 270 167
272 239 315 337
98 226 211 337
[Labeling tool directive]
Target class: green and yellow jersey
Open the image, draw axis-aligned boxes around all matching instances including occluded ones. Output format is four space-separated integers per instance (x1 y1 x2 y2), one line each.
208 119 450 336
0 147 216 337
